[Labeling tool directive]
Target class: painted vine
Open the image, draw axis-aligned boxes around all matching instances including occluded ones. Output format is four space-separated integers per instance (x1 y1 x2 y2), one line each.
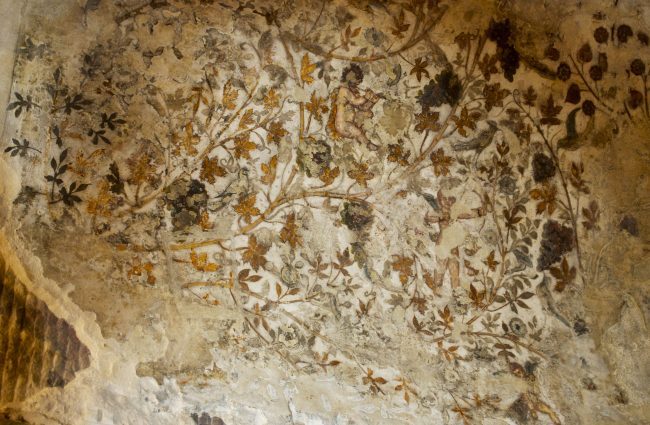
5 0 647 422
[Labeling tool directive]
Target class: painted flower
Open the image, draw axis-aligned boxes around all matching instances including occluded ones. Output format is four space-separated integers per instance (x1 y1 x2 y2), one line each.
481 227 499 246
498 174 517 195
364 28 386 47
278 324 302 349
280 263 302 288
509 317 527 337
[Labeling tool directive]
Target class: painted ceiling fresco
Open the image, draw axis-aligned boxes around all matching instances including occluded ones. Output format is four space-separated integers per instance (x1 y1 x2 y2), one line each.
0 0 649 424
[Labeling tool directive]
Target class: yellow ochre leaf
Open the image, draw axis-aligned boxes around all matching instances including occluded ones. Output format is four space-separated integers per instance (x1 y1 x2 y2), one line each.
190 251 220 272
222 80 238 110
301 54 317 84
261 155 278 185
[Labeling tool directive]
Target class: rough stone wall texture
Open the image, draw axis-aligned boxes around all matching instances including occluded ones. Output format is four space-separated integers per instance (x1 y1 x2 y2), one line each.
0 0 648 424
0 253 91 404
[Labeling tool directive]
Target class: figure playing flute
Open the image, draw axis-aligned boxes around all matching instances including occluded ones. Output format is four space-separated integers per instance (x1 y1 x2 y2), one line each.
328 64 382 150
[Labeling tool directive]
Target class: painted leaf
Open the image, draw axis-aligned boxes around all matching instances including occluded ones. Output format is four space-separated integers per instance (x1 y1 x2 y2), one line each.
300 54 317 84
234 193 261 223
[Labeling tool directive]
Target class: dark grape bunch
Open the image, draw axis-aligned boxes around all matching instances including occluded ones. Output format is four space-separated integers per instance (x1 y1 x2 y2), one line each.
543 21 649 120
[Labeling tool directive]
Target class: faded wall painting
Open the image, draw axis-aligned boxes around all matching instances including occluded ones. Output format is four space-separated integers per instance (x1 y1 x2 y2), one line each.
0 0 649 424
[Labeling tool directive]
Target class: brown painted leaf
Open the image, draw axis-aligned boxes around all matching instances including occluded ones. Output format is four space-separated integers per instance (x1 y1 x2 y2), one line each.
582 200 600 230
483 250 499 271
234 193 260 223
540 95 562 126
469 284 485 308
451 107 478 137
577 43 593 63
200 157 226 184
263 88 280 110
319 165 340 185
429 148 454 176
260 155 278 185
266 121 287 144
414 111 440 133
522 86 538 106
301 54 317 84
280 212 302 248
179 122 199 155
410 57 430 82
391 9 410 38
238 108 255 129
347 161 374 188
222 80 238 110
479 53 499 81
238 269 262 283
483 82 509 112
423 271 440 294
549 257 576 292
464 259 479 276
530 183 557 215
565 83 581 104
305 92 329 122
233 135 257 159
387 142 410 166
190 251 220 272
199 211 213 230
392 255 414 285
569 161 590 194
242 235 268 271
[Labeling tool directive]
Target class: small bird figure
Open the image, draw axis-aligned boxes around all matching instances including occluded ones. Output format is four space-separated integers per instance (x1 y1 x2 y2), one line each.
536 276 571 328
208 167 250 212
421 192 440 211
347 0 387 14
557 107 595 151
452 120 499 162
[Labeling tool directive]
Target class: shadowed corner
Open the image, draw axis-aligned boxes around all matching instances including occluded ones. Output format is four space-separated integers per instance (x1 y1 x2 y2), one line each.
0 252 90 413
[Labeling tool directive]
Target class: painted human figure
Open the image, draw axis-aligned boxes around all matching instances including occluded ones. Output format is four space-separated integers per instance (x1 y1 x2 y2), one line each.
328 64 381 150
426 190 485 288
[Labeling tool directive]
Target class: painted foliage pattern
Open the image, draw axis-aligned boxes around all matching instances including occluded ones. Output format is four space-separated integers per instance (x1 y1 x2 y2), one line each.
4 0 649 422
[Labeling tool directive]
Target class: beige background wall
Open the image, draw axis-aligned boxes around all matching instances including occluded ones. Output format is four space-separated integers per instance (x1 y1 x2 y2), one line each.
0 0 24 138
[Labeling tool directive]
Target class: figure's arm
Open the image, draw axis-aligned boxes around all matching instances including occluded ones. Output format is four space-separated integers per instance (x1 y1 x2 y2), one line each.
424 211 450 225
343 88 370 106
364 89 380 101
457 206 487 220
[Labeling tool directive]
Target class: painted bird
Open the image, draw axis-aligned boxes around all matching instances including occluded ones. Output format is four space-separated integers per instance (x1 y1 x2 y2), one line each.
557 107 595 151
208 167 250 212
452 120 500 161
536 275 571 328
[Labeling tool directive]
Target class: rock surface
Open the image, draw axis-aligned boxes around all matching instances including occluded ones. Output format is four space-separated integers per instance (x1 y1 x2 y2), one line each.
0 1 648 424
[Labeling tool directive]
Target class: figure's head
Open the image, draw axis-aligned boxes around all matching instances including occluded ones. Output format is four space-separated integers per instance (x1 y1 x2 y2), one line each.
341 64 364 87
